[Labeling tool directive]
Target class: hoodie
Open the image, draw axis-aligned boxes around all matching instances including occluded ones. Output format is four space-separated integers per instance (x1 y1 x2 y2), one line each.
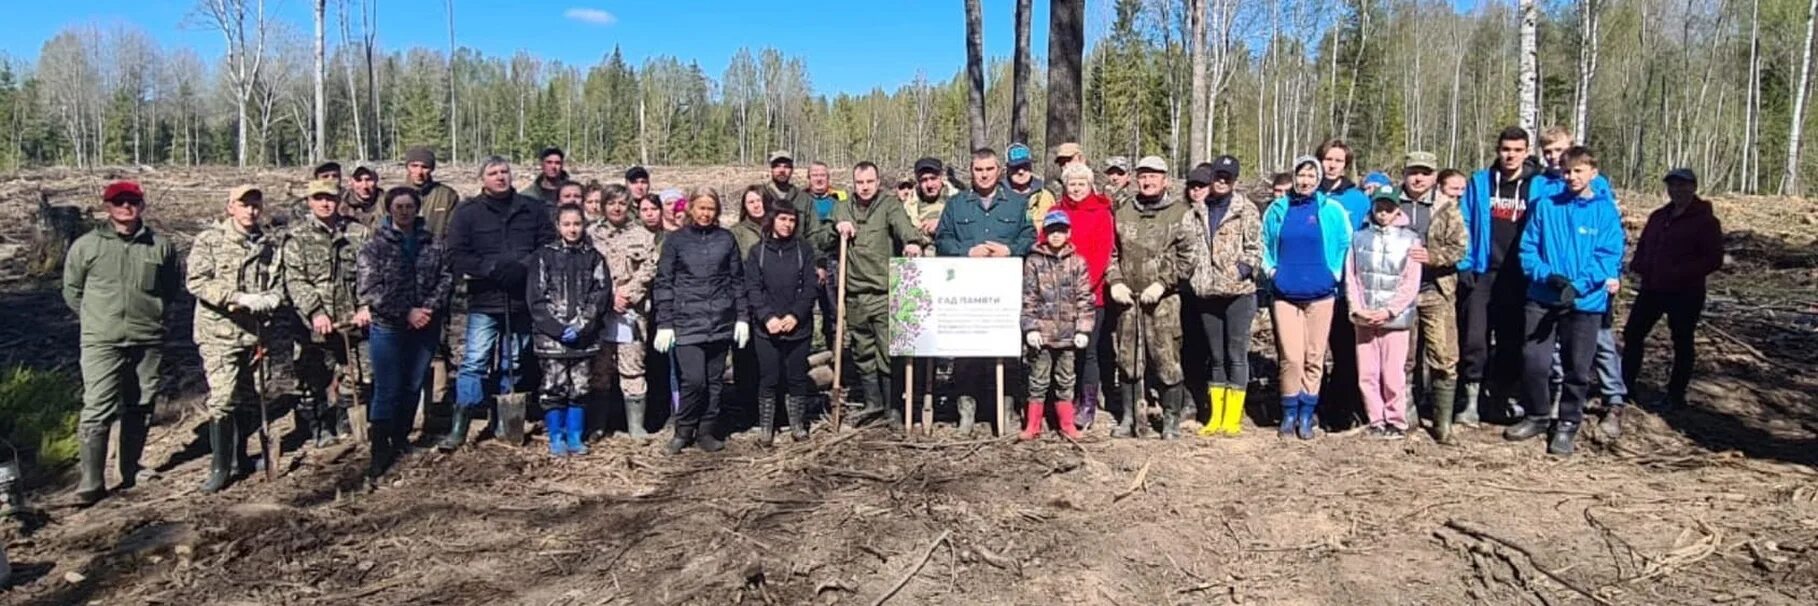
1263 191 1352 302
1458 162 1542 274
1321 176 1370 230
1056 192 1116 306
1519 184 1625 313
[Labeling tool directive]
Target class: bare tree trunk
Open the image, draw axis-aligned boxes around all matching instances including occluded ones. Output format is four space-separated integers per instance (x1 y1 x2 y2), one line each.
445 0 458 162
638 92 648 166
964 0 988 151
1518 0 1539 143
1188 0 1208 166
364 0 379 159
1046 0 1085 154
313 0 326 162
1745 0 1762 193
1787 0 1818 195
1571 0 1598 144
1012 0 1032 145
338 0 365 161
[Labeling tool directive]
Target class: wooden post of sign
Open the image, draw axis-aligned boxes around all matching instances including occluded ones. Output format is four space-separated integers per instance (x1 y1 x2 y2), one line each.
921 358 934 436
904 359 916 434
995 359 1006 437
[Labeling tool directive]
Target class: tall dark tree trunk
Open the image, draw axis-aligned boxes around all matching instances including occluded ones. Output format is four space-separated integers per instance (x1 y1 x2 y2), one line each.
965 0 988 151
1045 0 1084 151
1012 0 1032 145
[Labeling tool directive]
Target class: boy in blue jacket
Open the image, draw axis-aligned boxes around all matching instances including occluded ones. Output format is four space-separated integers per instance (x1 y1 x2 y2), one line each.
1504 147 1624 456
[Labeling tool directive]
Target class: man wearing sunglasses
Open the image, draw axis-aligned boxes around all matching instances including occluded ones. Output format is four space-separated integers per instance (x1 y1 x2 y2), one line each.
63 181 182 506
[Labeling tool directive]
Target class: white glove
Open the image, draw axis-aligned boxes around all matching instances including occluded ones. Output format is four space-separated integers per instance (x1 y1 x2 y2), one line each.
233 292 261 311
734 321 750 348
1025 331 1043 348
256 292 285 312
1109 283 1135 305
654 328 676 353
1140 282 1166 304
1073 333 1089 349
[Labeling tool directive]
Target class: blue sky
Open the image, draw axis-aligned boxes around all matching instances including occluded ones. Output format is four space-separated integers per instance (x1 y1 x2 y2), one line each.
0 0 1087 95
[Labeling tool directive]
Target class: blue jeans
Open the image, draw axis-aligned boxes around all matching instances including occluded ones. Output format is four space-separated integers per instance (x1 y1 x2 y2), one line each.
456 311 533 410
370 322 436 424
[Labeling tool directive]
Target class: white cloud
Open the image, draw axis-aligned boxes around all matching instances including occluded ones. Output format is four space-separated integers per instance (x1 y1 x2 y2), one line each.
564 8 617 26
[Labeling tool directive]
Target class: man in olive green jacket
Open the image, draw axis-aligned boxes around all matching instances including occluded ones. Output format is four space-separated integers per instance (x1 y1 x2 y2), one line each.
62 181 182 506
405 146 464 409
186 185 286 494
827 161 928 427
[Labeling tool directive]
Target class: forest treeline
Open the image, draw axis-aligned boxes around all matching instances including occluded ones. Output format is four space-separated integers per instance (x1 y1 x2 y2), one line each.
0 0 1807 194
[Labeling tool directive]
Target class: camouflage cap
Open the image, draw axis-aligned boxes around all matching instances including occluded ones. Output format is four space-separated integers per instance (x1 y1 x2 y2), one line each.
228 185 264 204
305 178 340 198
1104 156 1131 173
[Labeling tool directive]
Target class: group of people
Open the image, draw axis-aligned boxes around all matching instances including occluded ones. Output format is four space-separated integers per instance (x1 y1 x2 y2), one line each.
59 125 1725 504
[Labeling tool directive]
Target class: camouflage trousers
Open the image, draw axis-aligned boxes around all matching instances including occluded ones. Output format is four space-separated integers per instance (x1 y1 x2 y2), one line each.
1026 347 1077 401
540 356 592 407
1112 294 1184 387
296 330 370 406
591 341 649 398
199 343 258 420
1406 288 1460 380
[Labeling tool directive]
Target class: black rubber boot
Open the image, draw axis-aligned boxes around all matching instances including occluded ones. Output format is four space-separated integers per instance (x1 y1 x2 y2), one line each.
333 402 353 441
624 395 649 440
366 420 394 480
75 426 109 506
1112 384 1140 438
696 420 725 453
784 395 809 441
116 409 157 490
300 397 331 448
200 418 234 494
665 426 696 455
756 395 777 447
1456 381 1482 427
1159 385 1186 440
1430 378 1457 445
437 406 472 452
845 376 886 428
1502 416 1551 442
1548 420 1580 456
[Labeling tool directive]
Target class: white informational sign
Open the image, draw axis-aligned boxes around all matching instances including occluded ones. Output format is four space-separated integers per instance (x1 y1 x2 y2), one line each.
888 257 1023 358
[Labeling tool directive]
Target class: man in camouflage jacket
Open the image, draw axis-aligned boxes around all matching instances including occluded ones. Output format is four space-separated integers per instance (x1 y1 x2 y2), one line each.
587 189 659 439
1103 157 1203 440
284 179 373 446
1395 152 1469 442
186 185 285 494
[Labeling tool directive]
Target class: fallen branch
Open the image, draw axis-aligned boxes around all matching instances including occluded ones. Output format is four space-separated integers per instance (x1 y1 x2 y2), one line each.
870 530 951 606
1444 519 1613 606
1112 457 1155 504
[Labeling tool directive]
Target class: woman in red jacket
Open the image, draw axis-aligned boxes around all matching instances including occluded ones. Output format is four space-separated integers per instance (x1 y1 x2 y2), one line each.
1055 163 1116 429
1622 169 1723 411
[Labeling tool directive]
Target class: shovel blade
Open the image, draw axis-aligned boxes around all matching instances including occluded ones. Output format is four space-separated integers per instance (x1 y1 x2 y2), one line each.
497 394 528 446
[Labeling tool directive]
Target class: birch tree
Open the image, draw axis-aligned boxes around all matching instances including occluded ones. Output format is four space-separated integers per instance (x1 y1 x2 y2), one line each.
1786 0 1817 196
1517 0 1538 142
1189 0 1208 165
312 0 326 162
197 0 268 167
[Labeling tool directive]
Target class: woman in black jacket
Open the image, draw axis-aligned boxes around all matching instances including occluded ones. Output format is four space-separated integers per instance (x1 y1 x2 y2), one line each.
745 200 820 445
653 187 749 454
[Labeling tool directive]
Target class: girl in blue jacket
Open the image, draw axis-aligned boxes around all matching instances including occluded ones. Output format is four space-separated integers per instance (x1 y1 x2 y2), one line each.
1261 156 1354 440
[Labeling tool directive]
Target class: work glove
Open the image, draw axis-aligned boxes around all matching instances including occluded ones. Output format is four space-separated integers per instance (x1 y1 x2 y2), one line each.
561 326 581 345
232 292 261 311
654 328 676 353
1555 283 1578 310
1073 333 1089 349
734 321 750 349
1139 282 1166 304
1109 283 1135 306
1026 331 1043 348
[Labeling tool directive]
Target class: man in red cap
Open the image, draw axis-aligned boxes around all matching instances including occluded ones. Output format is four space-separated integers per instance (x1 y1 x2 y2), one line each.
62 181 181 505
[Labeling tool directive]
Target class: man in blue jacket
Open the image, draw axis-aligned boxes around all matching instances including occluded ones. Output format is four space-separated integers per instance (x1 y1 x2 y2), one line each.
1455 126 1544 426
1537 126 1629 439
935 148 1035 434
1504 146 1623 456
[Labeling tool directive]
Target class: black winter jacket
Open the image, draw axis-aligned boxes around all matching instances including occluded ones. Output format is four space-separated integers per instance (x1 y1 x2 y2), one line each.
527 239 612 358
654 223 747 346
445 190 557 314
745 233 820 342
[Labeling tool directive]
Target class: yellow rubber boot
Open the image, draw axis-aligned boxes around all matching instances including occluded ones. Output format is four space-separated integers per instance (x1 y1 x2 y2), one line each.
1199 386 1228 437
1221 388 1247 435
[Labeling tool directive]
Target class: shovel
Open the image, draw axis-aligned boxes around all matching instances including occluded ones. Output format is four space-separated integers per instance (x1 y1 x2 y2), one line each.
495 311 529 446
338 327 369 443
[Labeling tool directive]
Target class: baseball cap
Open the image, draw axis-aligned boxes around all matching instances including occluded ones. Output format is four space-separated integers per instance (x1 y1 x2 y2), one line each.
1042 210 1071 230
1185 166 1217 187
767 150 794 166
1055 142 1083 162
913 156 944 176
1403 151 1439 171
1664 168 1698 184
306 179 340 198
1210 155 1240 178
1006 143 1034 169
228 185 264 204
1104 156 1131 173
1135 156 1169 174
624 166 650 182
103 181 144 202
1370 184 1400 201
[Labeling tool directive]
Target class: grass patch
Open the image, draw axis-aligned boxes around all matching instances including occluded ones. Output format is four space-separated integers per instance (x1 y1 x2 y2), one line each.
0 366 82 470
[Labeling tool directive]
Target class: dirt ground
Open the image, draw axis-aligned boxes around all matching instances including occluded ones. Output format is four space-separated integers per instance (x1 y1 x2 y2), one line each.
2 165 1817 605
